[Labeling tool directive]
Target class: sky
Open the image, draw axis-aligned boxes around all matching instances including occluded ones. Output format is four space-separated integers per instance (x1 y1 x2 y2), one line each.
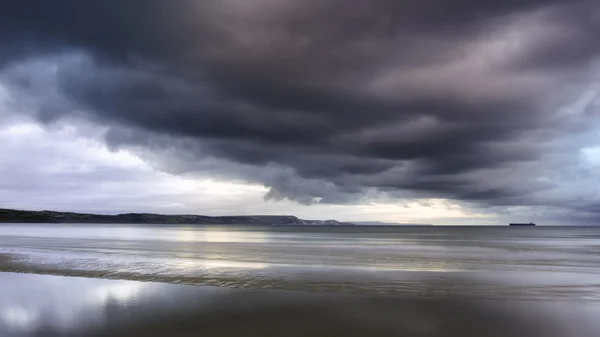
0 0 599 225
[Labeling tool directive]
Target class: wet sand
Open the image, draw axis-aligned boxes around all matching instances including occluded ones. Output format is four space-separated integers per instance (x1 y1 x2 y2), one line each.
1 272 599 337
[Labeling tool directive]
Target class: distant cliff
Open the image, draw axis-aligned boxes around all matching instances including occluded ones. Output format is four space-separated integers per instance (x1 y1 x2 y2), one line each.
0 208 354 226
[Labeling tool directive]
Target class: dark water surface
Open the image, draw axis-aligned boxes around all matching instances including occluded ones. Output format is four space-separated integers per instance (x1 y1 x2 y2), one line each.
0 272 599 337
1 224 599 336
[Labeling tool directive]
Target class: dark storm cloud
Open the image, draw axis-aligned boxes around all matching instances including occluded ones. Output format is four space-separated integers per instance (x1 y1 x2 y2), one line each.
1 0 600 213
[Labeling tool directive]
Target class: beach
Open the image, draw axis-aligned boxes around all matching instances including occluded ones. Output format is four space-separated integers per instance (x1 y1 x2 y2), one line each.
1 224 600 336
1 272 599 337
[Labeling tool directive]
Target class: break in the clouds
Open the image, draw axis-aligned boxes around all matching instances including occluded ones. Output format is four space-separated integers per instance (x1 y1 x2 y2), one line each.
1 0 600 224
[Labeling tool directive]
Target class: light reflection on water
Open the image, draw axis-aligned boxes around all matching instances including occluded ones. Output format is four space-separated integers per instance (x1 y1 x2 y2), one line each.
0 224 599 298
0 273 148 334
0 225 273 243
175 257 268 270
178 225 270 243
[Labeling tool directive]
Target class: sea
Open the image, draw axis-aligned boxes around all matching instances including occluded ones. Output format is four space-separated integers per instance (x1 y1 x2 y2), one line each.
1 224 599 336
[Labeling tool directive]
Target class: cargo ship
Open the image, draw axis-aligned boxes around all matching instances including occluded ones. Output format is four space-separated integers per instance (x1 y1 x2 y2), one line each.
509 222 536 226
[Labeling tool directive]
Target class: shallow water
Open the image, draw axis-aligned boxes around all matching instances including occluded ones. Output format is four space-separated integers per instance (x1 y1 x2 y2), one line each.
1 224 599 299
1 272 599 337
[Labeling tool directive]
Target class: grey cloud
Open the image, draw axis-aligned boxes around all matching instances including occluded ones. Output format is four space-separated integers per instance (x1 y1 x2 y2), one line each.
1 0 600 223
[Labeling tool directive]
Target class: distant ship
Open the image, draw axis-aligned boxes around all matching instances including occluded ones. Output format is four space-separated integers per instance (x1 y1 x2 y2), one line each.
509 222 536 226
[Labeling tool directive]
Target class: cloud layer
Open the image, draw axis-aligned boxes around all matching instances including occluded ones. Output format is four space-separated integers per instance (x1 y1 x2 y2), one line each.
1 0 600 223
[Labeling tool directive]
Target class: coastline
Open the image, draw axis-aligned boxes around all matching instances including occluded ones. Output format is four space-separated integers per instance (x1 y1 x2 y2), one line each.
0 208 354 226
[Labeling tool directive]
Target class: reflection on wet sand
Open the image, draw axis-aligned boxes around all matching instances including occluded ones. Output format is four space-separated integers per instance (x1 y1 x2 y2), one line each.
0 272 230 336
1 272 599 337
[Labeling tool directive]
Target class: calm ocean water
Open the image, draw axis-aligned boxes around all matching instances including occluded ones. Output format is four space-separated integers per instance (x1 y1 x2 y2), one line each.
0 224 599 299
1 224 600 336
